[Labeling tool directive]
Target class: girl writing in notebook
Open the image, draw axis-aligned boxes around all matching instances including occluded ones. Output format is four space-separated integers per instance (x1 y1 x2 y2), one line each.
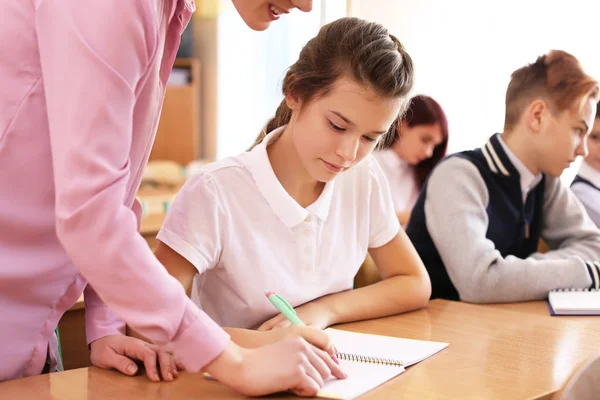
155 17 431 343
374 95 449 225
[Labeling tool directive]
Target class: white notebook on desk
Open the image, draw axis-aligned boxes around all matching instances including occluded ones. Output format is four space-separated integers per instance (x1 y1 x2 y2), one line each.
548 289 600 316
316 329 448 400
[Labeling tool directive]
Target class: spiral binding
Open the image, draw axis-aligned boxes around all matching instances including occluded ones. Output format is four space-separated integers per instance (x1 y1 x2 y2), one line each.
336 352 403 367
551 288 600 292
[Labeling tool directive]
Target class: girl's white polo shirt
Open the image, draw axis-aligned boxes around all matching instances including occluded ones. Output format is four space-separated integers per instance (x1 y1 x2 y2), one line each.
157 127 400 329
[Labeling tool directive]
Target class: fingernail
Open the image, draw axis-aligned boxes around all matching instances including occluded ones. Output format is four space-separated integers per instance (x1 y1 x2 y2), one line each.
127 364 138 374
167 372 173 381
332 355 340 365
343 372 348 378
154 373 160 382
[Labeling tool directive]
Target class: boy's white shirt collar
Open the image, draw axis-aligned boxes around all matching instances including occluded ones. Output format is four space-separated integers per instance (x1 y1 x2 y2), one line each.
497 134 543 198
578 161 600 188
243 125 335 228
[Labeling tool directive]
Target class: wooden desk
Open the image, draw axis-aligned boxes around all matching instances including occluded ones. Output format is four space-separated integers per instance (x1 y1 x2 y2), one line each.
487 301 551 314
140 213 166 251
10 300 600 399
487 301 600 327
140 213 167 236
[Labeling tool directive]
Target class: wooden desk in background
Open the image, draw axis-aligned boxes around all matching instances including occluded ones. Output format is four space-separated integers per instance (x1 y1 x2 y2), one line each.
139 213 167 251
12 300 600 400
58 295 87 371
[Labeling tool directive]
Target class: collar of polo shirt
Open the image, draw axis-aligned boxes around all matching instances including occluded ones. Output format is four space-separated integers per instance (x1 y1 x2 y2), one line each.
244 125 336 228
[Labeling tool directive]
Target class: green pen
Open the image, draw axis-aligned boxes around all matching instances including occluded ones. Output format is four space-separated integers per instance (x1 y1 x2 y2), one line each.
264 290 305 325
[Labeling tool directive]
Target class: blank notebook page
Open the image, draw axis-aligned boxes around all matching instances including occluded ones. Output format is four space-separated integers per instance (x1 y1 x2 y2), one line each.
316 329 449 399
317 359 405 400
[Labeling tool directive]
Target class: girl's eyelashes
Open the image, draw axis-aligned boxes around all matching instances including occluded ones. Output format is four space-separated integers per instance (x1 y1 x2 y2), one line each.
328 119 377 143
328 120 346 132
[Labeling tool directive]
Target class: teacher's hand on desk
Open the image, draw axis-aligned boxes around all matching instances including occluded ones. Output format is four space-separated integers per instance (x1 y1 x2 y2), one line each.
89 334 178 383
204 338 346 397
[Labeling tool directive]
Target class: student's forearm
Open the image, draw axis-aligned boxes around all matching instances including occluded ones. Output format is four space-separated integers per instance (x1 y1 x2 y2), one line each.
431 207 596 302
541 177 600 259
224 327 326 351
315 275 430 326
224 328 269 348
539 222 600 261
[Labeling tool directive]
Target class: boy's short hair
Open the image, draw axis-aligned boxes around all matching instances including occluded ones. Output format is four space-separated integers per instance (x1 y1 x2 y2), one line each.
504 50 599 131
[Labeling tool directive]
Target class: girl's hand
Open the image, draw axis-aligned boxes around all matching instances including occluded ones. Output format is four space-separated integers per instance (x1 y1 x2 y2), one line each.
258 301 335 331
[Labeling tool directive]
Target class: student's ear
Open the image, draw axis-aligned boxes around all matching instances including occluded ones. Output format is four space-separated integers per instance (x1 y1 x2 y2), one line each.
527 99 547 134
284 92 301 111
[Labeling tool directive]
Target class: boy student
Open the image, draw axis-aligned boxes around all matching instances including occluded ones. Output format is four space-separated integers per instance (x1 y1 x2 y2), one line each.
406 50 600 303
1 0 348 397
154 17 431 341
572 103 600 227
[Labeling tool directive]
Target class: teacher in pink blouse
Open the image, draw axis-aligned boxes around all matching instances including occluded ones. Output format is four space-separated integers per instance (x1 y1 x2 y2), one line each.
0 0 343 397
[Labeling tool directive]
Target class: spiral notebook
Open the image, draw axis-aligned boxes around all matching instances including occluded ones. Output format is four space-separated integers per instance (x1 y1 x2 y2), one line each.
548 289 600 316
316 329 448 399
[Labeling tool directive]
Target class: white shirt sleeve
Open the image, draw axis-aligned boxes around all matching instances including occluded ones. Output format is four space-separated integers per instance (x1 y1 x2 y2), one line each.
368 156 401 248
157 173 225 274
